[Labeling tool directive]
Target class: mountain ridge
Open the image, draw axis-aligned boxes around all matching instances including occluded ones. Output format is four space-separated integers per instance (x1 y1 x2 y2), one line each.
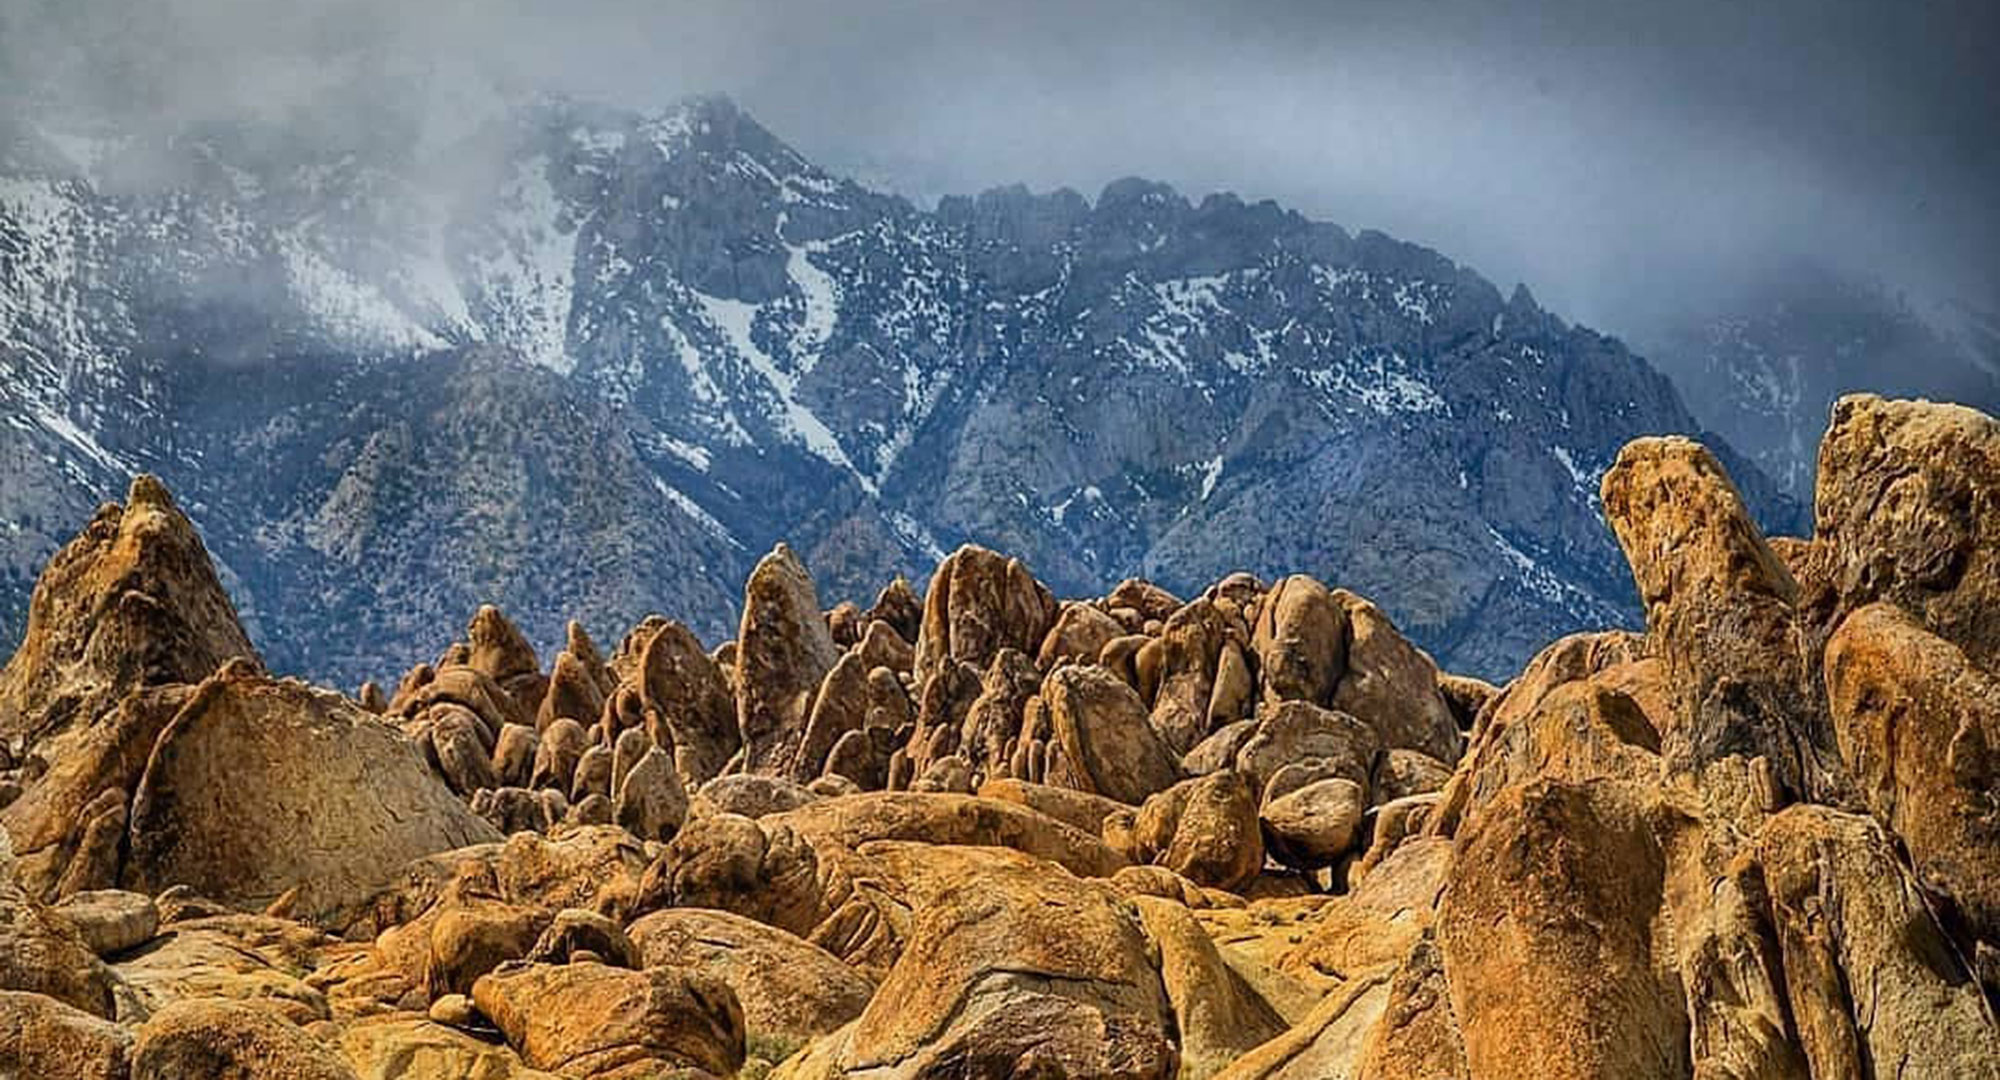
0 92 1793 686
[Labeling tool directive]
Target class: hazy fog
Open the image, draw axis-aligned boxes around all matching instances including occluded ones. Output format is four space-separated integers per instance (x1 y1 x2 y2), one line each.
3 0 1995 333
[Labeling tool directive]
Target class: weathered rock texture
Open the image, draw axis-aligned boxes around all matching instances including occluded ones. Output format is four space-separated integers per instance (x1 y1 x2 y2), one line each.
0 476 256 749
123 666 501 923
1 397 1997 1078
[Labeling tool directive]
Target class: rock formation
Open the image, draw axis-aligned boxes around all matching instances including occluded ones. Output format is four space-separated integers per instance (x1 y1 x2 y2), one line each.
0 476 257 750
123 666 500 923
1 395 1997 1078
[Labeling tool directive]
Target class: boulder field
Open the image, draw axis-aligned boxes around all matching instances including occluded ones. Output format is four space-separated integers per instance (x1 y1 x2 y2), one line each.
0 393 1996 1078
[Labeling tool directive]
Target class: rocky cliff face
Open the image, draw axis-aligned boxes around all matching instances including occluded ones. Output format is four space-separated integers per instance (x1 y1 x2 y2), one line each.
0 95 1790 687
0 394 1993 1078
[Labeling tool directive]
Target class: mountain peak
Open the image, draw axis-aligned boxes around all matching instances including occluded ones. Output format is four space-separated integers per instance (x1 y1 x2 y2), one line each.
674 92 746 123
1096 176 1186 210
661 93 795 160
0 87 1792 689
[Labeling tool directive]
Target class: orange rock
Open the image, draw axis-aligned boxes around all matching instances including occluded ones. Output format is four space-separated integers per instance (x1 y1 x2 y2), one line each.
736 545 840 776
912 544 1057 679
473 961 744 1079
1602 436 1844 803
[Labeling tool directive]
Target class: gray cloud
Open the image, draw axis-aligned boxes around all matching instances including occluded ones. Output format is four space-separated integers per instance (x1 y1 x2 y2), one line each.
4 0 1996 332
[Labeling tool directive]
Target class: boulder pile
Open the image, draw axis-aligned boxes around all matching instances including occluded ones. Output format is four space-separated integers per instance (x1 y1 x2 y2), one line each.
0 394 1996 1078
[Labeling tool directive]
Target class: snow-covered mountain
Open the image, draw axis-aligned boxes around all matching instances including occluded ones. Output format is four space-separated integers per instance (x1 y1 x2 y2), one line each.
0 94 1791 685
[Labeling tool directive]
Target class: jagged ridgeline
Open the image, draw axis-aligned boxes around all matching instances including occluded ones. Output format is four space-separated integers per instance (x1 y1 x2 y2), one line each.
0 95 1795 690
0 393 1994 1076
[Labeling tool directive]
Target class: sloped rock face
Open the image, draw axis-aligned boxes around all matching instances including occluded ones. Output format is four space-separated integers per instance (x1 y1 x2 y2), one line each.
913 545 1059 680
1823 602 2000 945
335 1016 559 1080
1037 664 1183 806
1805 394 2000 668
1 403 1998 1078
1758 805 1999 1079
123 666 501 923
1130 894 1287 1076
130 998 360 1079
628 906 876 1056
788 845 1179 1080
1439 779 1688 1079
0 475 254 748
1329 594 1460 766
0 832 118 1018
2 684 193 899
1125 771 1265 892
632 618 739 785
0 988 132 1078
1251 576 1348 707
0 477 268 901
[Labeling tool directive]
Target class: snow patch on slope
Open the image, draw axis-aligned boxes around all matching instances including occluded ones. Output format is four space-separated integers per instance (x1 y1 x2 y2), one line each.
1487 526 1599 614
279 234 444 352
1550 445 1603 499
661 437 712 471
886 508 948 562
0 178 92 357
697 292 874 493
461 156 576 372
785 235 841 368
1198 455 1224 500
33 404 133 476
652 474 740 548
1308 351 1445 415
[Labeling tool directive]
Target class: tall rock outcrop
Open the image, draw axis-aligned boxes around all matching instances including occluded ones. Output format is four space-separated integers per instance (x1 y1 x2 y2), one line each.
913 546 1059 681
0 476 260 899
0 475 255 748
1805 394 2000 668
736 545 841 776
1823 602 2000 946
1601 436 1845 803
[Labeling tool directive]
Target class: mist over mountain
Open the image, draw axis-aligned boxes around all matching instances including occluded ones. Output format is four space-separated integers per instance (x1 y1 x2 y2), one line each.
1638 264 2000 501
5 8 2000 1076
3 0 1991 689
5 0 1996 330
0 92 1798 686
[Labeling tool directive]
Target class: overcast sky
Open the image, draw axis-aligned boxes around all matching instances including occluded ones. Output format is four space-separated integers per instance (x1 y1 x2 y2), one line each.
4 0 1995 332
